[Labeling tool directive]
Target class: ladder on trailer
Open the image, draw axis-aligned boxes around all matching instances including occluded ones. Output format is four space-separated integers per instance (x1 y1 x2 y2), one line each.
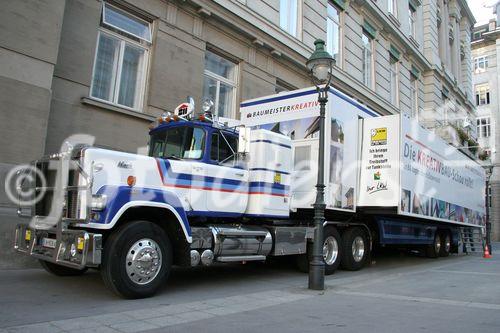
460 227 484 255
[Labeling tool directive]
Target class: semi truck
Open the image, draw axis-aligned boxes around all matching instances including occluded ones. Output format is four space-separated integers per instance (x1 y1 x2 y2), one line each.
13 87 486 298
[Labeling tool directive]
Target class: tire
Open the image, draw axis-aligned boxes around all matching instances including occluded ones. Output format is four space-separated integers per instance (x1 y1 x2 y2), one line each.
100 221 172 299
438 231 451 257
340 227 369 271
296 226 342 275
39 260 87 276
425 231 441 258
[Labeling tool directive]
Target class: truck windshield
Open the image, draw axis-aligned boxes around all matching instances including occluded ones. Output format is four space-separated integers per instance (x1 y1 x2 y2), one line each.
149 126 205 160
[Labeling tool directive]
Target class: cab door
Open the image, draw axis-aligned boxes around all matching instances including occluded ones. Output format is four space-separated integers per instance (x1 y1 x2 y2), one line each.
205 131 248 214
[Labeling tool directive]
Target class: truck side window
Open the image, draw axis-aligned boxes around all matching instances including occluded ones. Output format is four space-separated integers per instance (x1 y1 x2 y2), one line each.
211 132 237 166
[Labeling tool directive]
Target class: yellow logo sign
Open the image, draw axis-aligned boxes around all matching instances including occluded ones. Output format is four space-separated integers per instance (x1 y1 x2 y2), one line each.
274 173 282 184
370 127 387 146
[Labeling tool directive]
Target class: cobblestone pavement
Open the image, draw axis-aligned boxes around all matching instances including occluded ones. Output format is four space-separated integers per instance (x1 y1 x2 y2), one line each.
1 244 499 333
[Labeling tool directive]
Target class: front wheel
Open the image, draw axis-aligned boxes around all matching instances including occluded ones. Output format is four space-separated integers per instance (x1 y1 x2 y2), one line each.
39 260 87 276
340 227 369 271
100 221 172 299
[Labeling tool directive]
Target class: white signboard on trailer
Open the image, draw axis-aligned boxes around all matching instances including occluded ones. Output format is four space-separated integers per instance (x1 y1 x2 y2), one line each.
240 87 378 213
398 114 485 226
358 115 400 207
359 114 486 227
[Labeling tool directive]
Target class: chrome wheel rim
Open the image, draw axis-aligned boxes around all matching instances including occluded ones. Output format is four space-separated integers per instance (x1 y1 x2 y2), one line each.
352 236 365 262
125 238 162 285
435 236 442 253
323 236 339 266
444 235 451 252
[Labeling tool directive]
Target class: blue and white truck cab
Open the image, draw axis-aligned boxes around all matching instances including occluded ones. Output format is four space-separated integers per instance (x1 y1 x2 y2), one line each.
14 99 300 298
14 87 486 298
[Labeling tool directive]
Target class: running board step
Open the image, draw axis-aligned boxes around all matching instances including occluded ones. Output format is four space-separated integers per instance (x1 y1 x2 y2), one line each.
216 255 266 262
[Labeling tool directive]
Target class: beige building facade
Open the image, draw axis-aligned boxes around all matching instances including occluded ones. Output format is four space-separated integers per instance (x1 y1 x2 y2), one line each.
471 3 500 241
0 0 479 264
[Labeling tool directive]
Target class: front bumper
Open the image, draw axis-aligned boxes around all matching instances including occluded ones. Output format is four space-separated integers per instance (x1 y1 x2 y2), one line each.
14 224 102 269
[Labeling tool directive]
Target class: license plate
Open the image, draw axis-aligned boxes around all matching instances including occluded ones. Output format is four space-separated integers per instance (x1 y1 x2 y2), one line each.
41 238 57 249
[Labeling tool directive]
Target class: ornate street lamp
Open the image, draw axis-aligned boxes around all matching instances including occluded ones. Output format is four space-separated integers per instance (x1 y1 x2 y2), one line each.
306 39 335 290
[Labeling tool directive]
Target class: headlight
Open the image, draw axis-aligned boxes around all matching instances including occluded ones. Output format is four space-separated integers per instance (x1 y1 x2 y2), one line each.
91 194 107 211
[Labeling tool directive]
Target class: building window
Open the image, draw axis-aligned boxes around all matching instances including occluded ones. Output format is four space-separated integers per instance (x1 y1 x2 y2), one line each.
90 3 151 110
475 84 490 106
362 32 374 88
388 0 397 18
203 50 237 118
473 29 486 40
327 2 341 63
389 57 399 106
280 0 298 36
474 56 488 73
409 4 417 38
477 117 491 138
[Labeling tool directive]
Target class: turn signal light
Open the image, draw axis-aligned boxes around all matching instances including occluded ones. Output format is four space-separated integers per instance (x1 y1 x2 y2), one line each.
173 115 179 121
127 176 136 187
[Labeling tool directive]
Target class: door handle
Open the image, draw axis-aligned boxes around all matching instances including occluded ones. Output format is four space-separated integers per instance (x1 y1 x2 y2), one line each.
235 172 245 177
193 166 203 172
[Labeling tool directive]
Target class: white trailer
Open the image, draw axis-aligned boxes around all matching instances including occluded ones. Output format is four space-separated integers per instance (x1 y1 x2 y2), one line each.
241 87 485 257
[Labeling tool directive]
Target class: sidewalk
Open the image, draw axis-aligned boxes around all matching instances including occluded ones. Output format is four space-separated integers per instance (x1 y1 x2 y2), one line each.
0 244 499 333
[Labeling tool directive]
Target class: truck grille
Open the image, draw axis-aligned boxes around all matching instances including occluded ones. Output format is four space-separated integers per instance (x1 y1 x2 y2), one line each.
34 160 80 219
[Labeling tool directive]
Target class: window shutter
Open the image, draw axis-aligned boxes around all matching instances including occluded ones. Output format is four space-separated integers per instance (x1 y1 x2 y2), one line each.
410 65 420 79
332 0 346 10
363 20 377 39
389 45 401 61
409 0 420 12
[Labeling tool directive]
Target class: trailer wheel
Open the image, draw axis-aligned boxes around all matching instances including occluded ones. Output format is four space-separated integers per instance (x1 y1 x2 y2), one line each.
39 260 87 276
438 231 451 257
296 226 342 275
340 227 369 271
101 221 172 299
425 232 441 258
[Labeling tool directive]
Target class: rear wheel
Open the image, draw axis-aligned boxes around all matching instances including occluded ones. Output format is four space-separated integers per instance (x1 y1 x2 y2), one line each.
340 227 369 271
296 226 342 275
425 232 441 258
438 231 451 257
100 221 172 299
39 260 87 276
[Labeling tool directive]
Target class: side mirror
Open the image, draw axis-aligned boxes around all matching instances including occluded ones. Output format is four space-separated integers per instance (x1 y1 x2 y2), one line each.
238 127 251 154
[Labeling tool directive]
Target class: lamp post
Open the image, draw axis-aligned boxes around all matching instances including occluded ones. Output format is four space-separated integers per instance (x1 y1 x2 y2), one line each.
485 164 493 254
306 39 335 290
